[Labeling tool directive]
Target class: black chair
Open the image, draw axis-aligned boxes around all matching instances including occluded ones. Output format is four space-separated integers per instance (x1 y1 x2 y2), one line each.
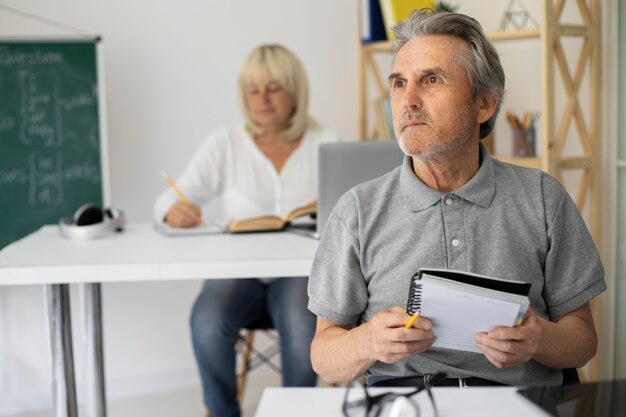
562 367 580 385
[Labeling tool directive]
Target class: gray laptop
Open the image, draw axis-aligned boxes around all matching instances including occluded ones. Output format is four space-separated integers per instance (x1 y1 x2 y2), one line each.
288 140 405 239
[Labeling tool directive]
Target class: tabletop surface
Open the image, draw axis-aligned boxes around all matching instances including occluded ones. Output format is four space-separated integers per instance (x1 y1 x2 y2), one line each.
256 380 626 417
0 223 319 285
254 386 551 417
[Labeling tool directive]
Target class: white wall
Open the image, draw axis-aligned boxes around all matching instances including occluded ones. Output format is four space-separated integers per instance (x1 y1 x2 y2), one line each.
0 0 357 414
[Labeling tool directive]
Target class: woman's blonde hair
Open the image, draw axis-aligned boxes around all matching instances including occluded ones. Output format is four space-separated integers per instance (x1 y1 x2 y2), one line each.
238 44 316 141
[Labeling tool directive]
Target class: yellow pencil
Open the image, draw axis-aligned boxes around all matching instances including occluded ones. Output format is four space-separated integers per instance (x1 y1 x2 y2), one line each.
404 312 419 329
161 171 190 206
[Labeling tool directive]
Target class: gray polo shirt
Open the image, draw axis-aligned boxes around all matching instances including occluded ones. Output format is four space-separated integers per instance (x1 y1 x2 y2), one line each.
307 144 606 386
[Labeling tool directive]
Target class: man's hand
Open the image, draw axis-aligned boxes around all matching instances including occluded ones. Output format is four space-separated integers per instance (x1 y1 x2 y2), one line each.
164 201 202 228
311 307 436 383
363 306 436 364
474 307 544 368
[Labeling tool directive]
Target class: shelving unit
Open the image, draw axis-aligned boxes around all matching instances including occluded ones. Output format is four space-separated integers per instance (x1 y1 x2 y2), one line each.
357 0 603 380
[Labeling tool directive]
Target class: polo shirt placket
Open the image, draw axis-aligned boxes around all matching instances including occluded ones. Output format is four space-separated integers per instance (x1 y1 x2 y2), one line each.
441 194 467 271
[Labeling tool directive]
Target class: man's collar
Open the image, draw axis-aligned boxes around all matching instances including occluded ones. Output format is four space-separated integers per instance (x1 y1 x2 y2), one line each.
399 155 442 211
454 143 496 208
399 143 496 211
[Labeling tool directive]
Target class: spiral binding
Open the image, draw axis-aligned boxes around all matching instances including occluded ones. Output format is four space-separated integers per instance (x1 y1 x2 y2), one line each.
406 273 422 315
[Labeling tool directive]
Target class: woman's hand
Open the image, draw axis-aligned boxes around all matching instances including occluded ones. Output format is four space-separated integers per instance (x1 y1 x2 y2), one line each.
164 201 202 228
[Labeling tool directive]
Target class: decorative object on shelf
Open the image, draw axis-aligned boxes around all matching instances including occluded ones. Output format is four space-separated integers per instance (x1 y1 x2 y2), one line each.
378 1 458 40
435 1 457 13
361 0 388 43
506 111 539 157
497 0 539 31
379 0 435 40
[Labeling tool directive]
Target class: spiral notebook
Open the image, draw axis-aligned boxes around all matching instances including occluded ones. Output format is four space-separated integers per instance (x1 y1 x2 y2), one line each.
406 268 531 353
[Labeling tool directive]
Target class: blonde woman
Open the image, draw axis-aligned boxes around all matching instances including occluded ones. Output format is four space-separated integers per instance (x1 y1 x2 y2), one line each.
154 44 338 417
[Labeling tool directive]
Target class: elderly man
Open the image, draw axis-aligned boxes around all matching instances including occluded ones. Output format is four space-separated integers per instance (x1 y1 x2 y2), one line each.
307 10 605 388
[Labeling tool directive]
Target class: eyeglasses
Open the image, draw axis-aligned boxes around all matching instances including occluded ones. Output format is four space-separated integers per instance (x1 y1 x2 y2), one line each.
342 373 445 417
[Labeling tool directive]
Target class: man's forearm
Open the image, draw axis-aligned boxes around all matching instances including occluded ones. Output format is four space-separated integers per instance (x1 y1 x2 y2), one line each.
534 305 598 369
310 324 376 384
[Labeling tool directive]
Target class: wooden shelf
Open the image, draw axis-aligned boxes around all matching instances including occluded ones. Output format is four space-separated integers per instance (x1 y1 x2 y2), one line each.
363 28 542 52
492 155 542 169
361 41 392 53
487 28 541 41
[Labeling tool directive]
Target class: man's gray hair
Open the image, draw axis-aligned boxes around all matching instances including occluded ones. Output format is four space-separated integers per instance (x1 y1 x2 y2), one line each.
391 10 505 139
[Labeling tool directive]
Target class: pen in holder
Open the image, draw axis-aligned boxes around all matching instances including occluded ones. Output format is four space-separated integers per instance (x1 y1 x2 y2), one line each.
506 111 539 158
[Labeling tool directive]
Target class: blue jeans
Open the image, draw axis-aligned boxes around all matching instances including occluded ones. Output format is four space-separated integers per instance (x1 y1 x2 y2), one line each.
190 277 317 417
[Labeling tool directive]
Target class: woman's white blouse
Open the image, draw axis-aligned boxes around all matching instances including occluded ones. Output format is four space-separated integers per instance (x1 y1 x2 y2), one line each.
154 124 339 225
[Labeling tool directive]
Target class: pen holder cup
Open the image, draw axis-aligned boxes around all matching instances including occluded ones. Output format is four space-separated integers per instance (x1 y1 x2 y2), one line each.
512 127 536 157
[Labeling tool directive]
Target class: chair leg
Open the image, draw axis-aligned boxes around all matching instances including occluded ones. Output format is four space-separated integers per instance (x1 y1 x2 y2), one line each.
237 330 255 403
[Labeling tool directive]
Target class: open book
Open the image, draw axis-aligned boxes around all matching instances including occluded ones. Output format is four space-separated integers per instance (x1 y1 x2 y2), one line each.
227 201 316 233
406 268 531 353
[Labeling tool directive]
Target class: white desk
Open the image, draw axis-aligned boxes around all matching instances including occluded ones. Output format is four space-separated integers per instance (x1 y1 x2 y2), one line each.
0 223 318 284
255 386 550 417
0 223 319 417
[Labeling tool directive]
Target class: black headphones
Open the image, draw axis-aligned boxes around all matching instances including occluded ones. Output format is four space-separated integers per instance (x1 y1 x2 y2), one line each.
58 203 126 239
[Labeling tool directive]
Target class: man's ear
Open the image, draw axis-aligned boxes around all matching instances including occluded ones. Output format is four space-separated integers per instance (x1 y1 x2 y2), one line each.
476 94 497 125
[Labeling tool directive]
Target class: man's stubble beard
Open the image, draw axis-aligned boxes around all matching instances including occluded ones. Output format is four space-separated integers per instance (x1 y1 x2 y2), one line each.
393 106 477 163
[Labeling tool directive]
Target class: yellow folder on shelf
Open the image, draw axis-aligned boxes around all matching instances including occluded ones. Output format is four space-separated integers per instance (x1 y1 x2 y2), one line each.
379 0 436 40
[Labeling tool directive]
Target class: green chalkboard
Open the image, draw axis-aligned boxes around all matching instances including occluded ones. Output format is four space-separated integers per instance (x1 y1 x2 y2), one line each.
0 40 104 249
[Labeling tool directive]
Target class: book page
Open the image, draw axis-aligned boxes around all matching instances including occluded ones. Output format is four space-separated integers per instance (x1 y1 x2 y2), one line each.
420 278 524 353
285 201 316 222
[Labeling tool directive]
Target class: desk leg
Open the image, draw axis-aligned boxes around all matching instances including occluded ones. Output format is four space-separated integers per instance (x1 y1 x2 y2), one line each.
83 283 107 417
46 284 78 417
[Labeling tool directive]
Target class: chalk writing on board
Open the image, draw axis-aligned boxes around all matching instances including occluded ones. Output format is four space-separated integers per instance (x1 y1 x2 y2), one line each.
28 152 63 206
59 84 97 111
19 69 62 147
0 168 28 186
0 154 100 207
25 152 100 207
0 112 16 132
0 46 64 66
